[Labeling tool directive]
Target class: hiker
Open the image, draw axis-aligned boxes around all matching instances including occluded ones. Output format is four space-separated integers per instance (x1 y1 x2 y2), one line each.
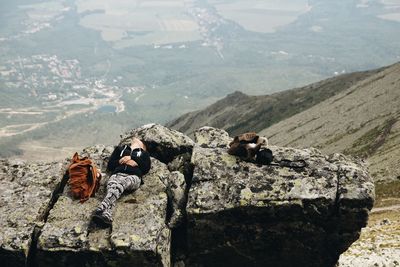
92 137 151 226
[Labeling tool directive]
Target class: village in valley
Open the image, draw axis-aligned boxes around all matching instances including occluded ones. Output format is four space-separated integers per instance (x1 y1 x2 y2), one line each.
0 53 144 138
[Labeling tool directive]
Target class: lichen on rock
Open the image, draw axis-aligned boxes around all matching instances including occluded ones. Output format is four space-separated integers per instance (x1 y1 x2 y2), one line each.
0 125 375 267
184 127 375 267
120 123 195 164
36 148 172 267
194 126 231 148
0 159 65 267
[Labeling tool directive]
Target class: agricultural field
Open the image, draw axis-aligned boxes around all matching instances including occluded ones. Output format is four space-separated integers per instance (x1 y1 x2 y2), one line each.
209 0 310 33
77 0 202 47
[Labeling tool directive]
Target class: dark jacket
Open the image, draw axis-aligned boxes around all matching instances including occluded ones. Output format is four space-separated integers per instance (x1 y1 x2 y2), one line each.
107 145 151 178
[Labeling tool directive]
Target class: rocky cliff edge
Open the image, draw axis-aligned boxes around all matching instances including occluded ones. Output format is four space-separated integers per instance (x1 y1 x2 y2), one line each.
0 124 375 267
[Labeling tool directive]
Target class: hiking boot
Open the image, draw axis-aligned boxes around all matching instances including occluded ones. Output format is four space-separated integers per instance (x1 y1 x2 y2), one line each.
91 209 112 228
91 208 101 217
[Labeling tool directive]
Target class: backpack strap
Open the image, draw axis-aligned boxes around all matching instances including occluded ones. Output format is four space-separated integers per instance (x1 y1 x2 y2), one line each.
86 163 101 199
267 159 307 169
279 159 307 168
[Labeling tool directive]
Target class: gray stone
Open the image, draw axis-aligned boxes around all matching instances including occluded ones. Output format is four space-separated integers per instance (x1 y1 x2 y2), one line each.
120 123 195 163
194 126 231 148
0 159 65 267
0 126 376 267
165 171 187 228
327 156 375 253
36 149 171 267
184 144 374 267
167 152 192 173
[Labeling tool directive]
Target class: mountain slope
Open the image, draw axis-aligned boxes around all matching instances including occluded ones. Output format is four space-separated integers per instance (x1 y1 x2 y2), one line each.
167 62 400 182
167 68 382 136
259 62 400 183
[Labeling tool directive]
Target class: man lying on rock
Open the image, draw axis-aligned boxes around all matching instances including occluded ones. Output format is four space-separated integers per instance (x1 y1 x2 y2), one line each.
92 137 151 227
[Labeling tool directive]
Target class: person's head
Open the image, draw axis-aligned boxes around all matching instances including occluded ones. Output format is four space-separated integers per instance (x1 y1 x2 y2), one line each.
130 137 147 151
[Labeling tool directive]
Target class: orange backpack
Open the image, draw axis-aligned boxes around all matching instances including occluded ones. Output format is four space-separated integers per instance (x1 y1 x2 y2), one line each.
67 152 101 203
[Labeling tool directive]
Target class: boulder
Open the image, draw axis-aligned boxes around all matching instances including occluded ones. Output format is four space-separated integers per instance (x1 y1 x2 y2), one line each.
164 171 187 228
36 147 171 267
327 154 375 253
0 159 65 267
167 152 192 178
0 125 375 267
184 130 374 266
120 124 195 164
194 126 231 148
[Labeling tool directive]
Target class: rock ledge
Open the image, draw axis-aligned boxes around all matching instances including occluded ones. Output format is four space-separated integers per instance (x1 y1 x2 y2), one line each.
0 125 374 267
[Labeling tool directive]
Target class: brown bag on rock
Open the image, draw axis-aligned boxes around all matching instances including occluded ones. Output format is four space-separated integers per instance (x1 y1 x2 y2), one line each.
228 132 268 160
229 132 259 145
67 152 101 203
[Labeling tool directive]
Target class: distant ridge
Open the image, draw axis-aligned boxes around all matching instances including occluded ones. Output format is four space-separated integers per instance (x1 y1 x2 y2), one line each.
168 67 383 136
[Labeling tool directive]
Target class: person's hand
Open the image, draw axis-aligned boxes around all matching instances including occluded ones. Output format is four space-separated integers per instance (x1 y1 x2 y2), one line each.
125 159 138 167
119 156 131 164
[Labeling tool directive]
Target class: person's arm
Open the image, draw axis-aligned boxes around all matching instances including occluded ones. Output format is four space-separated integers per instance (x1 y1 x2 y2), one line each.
119 156 132 165
125 159 138 167
135 151 151 175
107 146 122 172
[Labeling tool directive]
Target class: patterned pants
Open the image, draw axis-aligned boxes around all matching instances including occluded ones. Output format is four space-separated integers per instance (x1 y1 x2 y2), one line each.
97 173 141 221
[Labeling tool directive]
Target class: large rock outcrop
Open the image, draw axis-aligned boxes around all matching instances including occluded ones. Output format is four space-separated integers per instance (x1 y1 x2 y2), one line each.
120 124 195 164
36 145 172 267
0 125 374 267
0 159 65 267
184 128 374 267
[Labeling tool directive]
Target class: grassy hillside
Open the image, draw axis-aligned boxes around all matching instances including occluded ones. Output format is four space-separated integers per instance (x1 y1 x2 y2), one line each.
168 67 383 136
260 62 400 183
